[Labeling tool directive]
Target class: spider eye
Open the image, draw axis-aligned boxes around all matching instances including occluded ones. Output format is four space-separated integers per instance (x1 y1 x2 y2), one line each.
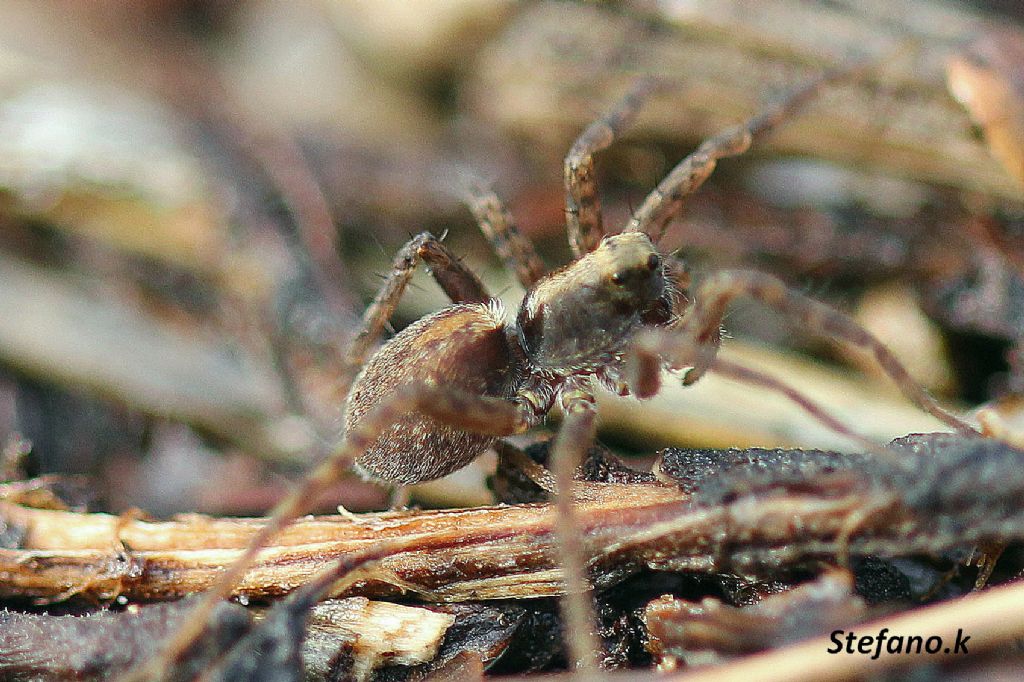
610 271 626 285
646 254 661 271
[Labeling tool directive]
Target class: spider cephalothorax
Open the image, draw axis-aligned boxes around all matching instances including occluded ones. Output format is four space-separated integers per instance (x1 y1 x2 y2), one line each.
516 231 672 374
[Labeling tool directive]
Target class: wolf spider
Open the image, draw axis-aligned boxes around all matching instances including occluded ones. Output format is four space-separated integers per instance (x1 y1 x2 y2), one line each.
135 69 977 677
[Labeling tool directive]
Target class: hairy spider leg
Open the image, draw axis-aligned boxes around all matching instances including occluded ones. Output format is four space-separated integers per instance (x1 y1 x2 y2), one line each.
625 66 858 244
121 383 534 682
565 78 661 257
340 232 491 397
464 180 547 289
707 356 891 456
550 386 603 674
626 332 893 456
674 269 977 434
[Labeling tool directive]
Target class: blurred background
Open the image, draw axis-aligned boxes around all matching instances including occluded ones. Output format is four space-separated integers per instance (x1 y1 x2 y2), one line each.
0 0 1021 516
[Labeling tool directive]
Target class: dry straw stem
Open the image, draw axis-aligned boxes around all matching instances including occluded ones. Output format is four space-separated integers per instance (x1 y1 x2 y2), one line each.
0 483 685 603
5 434 1024 605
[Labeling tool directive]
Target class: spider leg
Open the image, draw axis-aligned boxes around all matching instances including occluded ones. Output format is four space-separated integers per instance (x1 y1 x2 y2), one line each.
464 180 547 289
625 330 887 454
705 356 893 457
551 386 603 674
625 66 856 243
341 232 491 395
565 78 660 257
673 269 976 434
126 382 534 680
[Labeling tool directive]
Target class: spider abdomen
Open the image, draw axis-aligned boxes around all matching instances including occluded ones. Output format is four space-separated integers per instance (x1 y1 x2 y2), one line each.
345 301 519 484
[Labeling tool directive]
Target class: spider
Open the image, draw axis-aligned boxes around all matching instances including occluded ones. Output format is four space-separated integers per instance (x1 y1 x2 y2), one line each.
333 68 975 671
132 67 977 679
339 71 973 488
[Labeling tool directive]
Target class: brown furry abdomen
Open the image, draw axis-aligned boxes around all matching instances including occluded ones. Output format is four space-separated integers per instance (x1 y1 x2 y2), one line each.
344 302 519 485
